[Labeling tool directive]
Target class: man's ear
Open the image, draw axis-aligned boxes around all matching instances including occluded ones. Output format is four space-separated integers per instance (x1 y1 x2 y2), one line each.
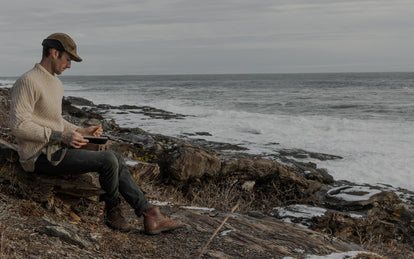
50 49 59 59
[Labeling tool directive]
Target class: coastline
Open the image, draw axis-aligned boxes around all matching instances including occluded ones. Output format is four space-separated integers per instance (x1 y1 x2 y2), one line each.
0 87 413 258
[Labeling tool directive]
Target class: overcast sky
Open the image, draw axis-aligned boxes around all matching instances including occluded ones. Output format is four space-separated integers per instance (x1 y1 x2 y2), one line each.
1 0 414 76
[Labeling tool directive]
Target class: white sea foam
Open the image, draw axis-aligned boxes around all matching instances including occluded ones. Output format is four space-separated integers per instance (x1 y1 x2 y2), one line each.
0 79 15 88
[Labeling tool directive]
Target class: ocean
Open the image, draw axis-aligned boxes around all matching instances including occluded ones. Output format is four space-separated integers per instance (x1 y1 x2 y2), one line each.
1 73 413 191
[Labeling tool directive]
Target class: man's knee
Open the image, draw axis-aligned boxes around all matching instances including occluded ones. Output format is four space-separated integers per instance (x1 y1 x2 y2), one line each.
100 151 119 171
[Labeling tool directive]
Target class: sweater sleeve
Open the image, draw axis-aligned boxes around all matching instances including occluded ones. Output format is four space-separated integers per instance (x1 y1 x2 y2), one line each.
9 77 52 144
63 118 79 132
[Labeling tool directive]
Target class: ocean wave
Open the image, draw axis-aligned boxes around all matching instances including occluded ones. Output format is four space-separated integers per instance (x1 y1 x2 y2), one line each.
0 79 15 87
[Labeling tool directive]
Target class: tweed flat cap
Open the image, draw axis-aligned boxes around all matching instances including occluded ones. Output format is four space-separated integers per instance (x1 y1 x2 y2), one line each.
42 33 82 62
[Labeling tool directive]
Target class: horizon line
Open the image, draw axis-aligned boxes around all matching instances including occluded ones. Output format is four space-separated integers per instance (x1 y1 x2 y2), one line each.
2 70 414 78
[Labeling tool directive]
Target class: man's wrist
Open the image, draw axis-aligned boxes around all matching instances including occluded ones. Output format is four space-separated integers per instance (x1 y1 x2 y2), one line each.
61 131 74 146
50 131 62 145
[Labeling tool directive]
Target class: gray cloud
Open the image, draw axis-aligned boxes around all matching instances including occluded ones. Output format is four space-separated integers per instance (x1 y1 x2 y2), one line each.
1 0 414 75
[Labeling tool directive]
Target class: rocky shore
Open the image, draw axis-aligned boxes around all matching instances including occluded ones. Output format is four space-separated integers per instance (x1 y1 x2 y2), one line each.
0 87 413 258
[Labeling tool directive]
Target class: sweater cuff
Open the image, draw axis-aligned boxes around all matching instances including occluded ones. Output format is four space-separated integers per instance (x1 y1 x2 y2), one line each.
49 130 62 145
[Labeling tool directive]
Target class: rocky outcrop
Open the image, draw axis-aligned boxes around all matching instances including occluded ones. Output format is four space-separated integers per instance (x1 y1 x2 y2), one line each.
0 139 103 203
159 141 222 181
272 184 414 256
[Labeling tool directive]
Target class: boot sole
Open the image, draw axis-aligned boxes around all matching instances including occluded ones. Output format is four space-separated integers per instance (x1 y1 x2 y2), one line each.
106 222 132 233
144 224 183 235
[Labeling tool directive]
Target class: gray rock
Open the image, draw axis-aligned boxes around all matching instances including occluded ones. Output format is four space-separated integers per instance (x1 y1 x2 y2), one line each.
37 218 92 248
64 96 95 106
278 148 343 161
165 143 221 181
324 184 401 210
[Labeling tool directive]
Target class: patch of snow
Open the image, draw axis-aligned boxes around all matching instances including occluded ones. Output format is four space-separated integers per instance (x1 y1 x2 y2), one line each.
294 248 305 254
221 230 233 236
376 184 414 205
298 251 379 259
281 218 292 224
125 159 140 166
348 213 365 219
90 234 100 240
150 200 173 206
395 191 414 205
273 204 327 219
181 206 215 212
327 185 382 202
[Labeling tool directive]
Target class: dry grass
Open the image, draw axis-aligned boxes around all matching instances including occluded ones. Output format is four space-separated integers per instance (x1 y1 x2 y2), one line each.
137 173 414 259
313 212 414 259
354 253 385 259
138 172 315 216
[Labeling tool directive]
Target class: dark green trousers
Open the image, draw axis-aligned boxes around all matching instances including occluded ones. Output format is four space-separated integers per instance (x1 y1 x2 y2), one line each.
35 149 152 216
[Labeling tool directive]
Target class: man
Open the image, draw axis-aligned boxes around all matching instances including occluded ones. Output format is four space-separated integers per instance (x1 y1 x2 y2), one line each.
9 32 182 234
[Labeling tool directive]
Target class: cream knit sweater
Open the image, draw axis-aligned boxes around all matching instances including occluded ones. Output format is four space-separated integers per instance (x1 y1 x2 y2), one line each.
9 64 79 170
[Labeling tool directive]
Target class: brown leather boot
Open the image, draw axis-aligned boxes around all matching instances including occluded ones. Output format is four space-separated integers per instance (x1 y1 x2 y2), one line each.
105 203 132 232
142 207 183 235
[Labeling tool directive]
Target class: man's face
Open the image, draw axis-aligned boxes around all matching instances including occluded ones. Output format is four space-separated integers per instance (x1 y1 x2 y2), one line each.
51 50 72 75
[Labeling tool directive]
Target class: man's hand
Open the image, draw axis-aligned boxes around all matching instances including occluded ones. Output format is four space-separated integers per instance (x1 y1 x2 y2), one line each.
76 125 103 137
62 130 89 148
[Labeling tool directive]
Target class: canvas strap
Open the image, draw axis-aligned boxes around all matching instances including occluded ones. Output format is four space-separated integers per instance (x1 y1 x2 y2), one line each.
46 145 67 166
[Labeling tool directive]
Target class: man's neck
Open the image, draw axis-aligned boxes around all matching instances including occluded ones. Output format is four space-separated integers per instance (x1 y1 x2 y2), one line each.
39 59 55 75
